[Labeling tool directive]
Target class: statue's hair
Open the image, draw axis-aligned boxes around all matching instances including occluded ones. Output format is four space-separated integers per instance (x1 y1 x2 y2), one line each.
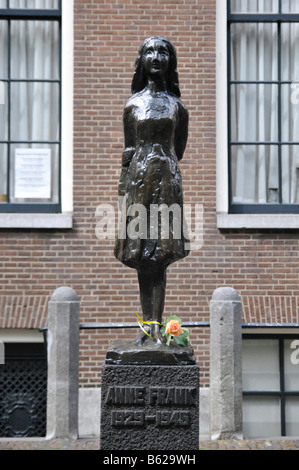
131 36 181 98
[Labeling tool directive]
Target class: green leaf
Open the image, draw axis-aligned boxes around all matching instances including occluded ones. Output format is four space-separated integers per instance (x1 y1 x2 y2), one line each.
184 327 190 340
173 328 190 347
165 314 182 325
174 335 188 347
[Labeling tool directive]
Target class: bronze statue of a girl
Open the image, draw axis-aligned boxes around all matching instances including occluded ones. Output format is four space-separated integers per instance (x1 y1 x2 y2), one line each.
115 36 189 346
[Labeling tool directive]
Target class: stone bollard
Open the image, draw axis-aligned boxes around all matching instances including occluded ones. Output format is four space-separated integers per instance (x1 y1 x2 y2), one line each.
209 287 243 440
46 286 80 440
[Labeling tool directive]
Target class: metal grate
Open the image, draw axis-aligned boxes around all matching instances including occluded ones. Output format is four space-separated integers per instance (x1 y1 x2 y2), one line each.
0 345 47 437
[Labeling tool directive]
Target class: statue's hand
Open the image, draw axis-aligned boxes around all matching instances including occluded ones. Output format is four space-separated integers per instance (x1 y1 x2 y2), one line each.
122 147 135 167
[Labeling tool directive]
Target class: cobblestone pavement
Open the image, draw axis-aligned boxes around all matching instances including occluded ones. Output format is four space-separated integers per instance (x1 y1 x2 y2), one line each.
0 438 299 450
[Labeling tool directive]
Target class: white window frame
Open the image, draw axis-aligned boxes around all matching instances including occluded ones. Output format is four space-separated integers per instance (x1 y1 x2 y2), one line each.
0 0 73 229
216 0 299 229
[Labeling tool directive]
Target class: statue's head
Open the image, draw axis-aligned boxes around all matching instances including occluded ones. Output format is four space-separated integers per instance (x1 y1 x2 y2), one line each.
131 36 181 97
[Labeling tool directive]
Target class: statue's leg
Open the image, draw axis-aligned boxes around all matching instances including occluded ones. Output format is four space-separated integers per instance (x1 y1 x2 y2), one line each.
136 267 167 344
135 270 153 344
151 267 167 344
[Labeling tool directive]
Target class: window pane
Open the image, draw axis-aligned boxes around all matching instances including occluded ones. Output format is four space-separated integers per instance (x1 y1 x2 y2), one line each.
9 0 59 8
11 21 59 79
231 145 279 204
0 145 8 202
9 144 59 203
285 397 299 435
243 339 280 390
281 24 299 81
230 0 279 13
0 81 8 140
11 82 59 141
0 21 8 79
243 396 281 438
284 339 299 390
230 23 278 81
282 85 299 142
282 0 299 13
0 1 6 6
230 84 278 142
281 146 299 203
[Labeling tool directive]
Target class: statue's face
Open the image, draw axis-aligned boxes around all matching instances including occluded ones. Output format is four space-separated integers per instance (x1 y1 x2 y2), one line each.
142 38 170 80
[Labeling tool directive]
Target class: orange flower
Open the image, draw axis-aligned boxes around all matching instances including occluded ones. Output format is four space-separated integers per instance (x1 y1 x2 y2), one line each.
165 319 184 337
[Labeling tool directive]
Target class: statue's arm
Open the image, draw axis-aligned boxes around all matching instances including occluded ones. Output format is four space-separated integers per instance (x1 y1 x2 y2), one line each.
118 104 136 198
122 104 136 167
175 101 189 161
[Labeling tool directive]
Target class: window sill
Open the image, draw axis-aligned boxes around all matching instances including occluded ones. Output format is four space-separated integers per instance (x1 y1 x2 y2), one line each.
0 212 73 229
217 213 299 230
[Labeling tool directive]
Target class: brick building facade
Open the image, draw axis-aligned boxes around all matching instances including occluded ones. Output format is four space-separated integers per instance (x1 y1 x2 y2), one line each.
1 0 299 439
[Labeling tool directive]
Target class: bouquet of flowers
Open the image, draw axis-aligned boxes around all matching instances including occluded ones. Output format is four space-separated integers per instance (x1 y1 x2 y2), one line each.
136 312 190 347
160 315 190 347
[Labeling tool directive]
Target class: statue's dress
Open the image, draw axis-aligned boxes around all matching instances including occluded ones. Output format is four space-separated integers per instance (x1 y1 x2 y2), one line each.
114 90 189 271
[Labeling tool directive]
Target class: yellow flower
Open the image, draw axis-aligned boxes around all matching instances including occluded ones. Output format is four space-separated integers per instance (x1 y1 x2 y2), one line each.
165 319 184 337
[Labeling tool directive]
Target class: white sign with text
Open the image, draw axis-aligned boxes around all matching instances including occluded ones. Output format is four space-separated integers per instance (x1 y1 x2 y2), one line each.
14 148 51 199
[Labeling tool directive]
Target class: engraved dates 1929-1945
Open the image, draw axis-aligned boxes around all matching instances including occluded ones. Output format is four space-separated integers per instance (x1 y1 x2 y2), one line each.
105 386 197 428
111 410 191 427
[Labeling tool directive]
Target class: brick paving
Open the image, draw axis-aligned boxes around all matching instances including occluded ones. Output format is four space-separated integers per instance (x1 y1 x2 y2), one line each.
0 438 299 450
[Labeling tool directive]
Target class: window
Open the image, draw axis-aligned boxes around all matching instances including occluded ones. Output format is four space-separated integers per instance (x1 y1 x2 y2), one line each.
0 0 61 213
228 0 299 214
216 0 299 228
242 335 299 438
0 0 73 228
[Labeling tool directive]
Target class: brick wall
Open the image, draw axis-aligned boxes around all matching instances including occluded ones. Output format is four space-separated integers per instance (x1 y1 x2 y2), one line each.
1 0 299 387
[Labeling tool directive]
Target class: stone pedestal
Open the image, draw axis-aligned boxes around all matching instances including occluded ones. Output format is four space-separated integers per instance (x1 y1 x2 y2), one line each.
105 341 196 366
100 363 199 450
